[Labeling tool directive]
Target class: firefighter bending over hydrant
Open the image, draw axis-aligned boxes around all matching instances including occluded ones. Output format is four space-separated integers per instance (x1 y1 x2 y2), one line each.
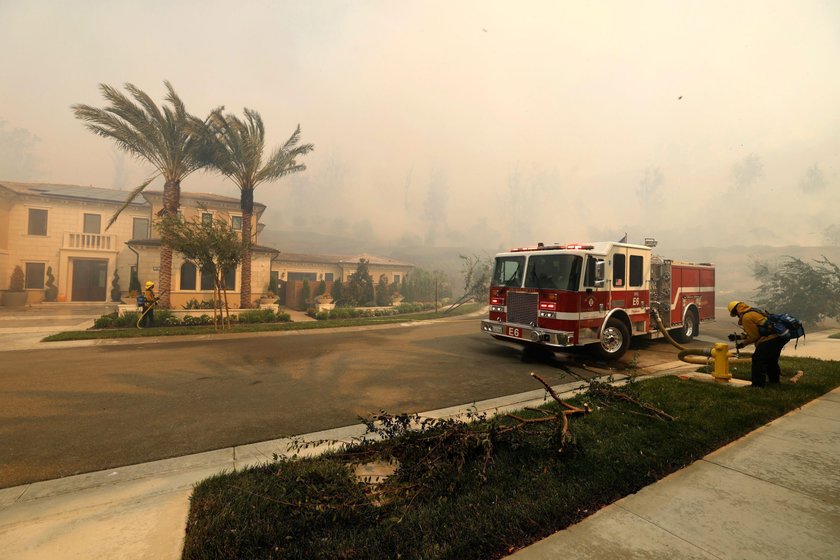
727 301 789 387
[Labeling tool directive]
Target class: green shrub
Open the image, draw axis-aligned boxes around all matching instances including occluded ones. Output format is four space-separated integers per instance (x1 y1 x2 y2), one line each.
331 308 351 319
239 309 278 324
183 298 216 309
154 309 176 326
115 312 140 328
315 311 329 320
93 312 118 329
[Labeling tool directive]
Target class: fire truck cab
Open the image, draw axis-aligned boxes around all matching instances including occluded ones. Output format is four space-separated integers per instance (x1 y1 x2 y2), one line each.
480 240 715 360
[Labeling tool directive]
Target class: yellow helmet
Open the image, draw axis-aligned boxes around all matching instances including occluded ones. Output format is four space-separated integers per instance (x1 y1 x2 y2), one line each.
145 281 155 289
727 301 743 316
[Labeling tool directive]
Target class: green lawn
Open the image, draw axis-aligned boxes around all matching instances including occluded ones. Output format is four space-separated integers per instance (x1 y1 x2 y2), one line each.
181 357 840 560
42 304 481 342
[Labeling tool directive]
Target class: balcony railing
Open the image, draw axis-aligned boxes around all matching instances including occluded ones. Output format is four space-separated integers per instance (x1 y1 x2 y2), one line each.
63 232 117 251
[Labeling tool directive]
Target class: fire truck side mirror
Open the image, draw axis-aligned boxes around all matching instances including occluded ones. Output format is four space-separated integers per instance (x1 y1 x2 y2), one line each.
595 260 605 288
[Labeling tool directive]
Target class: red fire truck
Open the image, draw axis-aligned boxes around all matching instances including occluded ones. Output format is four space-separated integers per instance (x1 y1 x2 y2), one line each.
480 239 715 360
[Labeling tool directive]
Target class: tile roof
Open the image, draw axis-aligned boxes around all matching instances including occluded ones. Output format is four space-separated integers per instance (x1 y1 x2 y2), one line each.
143 190 266 208
127 238 279 253
0 181 149 206
277 252 414 267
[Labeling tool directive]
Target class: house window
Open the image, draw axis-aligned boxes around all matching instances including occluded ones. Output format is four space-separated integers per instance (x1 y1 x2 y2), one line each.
324 272 334 282
613 254 626 288
202 212 213 225
130 265 139 292
394 274 401 283
201 267 236 290
288 272 317 282
25 262 46 289
28 208 48 236
231 215 242 231
629 255 644 287
133 218 150 240
83 213 101 234
180 262 197 290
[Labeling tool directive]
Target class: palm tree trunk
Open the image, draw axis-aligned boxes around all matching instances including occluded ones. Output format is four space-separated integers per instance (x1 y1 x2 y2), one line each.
239 190 254 309
158 179 181 309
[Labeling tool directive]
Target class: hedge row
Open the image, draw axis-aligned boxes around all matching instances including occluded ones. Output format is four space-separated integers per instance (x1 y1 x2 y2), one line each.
311 302 436 321
92 309 291 329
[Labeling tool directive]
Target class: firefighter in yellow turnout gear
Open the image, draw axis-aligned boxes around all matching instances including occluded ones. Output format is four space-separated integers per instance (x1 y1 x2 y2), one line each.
728 301 789 387
138 281 158 328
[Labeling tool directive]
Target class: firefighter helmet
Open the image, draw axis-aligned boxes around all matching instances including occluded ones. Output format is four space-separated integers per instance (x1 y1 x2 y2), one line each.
727 301 743 316
145 281 155 289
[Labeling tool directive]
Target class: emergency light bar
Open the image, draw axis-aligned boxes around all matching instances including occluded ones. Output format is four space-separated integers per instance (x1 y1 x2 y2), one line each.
510 243 594 252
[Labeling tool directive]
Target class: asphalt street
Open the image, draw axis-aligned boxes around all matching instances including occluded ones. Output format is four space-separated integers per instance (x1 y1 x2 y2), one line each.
0 315 710 488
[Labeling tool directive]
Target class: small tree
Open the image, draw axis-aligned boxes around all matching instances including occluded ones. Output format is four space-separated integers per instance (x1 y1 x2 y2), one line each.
44 266 58 301
110 269 122 302
268 274 279 296
346 259 375 306
332 278 344 305
374 275 388 306
300 279 311 309
315 280 327 297
9 265 25 291
445 254 491 312
157 211 248 329
752 256 840 324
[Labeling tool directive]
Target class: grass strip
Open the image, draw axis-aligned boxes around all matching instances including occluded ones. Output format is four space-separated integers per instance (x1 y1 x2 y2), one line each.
182 357 839 560
42 304 480 342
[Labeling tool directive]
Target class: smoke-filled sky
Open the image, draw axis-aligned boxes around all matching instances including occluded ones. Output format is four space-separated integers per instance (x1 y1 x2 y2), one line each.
1 0 839 251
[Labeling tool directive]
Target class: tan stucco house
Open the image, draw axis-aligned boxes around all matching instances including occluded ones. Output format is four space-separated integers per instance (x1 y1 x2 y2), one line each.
0 181 275 308
272 252 413 286
271 252 415 310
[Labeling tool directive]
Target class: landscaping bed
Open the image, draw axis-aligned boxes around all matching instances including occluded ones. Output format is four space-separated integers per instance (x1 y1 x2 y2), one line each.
181 357 840 560
42 303 481 342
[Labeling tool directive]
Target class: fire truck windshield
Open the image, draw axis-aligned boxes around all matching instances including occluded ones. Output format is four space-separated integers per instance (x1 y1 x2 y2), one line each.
523 254 582 291
491 256 525 287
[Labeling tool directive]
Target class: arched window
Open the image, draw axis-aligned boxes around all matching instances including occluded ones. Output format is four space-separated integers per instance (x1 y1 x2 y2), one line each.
180 262 197 290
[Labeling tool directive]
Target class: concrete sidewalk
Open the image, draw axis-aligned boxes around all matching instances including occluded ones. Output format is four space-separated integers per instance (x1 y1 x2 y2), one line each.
511 387 840 559
0 303 116 351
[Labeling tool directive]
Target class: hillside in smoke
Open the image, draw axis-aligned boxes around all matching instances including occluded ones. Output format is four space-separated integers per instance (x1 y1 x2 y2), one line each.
675 244 840 305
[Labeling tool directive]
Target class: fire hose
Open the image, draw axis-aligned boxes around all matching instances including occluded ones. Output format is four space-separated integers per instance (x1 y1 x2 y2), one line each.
650 309 752 367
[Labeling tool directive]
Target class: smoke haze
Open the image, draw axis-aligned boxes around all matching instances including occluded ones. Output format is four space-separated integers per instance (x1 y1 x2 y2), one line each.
1 0 839 254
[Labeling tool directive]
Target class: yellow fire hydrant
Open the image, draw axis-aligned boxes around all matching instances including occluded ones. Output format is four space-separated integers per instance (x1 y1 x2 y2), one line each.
710 343 732 382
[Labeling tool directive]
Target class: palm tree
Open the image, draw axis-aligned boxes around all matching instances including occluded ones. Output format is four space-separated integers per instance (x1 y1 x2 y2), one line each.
204 109 313 308
72 81 209 308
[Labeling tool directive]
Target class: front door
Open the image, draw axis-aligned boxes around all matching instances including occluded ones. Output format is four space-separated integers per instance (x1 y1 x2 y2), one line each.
71 259 108 301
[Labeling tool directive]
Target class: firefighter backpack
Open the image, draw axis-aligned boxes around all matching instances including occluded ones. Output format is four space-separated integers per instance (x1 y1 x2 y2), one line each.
758 311 806 347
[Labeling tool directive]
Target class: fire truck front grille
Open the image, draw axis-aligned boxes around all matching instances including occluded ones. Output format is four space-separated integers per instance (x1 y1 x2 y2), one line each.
507 291 538 325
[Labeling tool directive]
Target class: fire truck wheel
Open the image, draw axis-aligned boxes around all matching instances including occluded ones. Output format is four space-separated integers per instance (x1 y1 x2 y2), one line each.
672 309 698 343
594 318 630 360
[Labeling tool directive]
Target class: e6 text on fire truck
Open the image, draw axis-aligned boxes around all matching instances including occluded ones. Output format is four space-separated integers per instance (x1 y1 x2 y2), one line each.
480 238 715 360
